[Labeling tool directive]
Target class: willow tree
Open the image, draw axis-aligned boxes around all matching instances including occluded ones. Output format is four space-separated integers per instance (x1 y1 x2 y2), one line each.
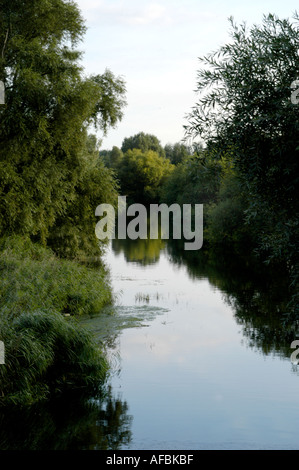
0 0 126 255
185 13 299 317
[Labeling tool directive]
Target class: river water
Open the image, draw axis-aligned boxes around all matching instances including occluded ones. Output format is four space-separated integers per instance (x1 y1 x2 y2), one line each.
85 237 299 450
0 237 298 450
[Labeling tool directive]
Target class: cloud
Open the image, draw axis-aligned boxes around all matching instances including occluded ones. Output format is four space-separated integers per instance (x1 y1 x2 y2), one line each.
124 3 170 25
76 0 172 27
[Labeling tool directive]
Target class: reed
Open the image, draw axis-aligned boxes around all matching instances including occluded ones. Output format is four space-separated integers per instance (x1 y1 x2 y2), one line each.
0 236 112 405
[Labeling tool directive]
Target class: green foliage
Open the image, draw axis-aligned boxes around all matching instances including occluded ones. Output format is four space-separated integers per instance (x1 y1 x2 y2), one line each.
161 150 223 206
0 236 113 317
46 134 119 258
90 69 127 135
164 142 192 165
117 148 174 204
100 146 123 169
185 13 299 265
0 310 109 405
205 171 252 250
184 13 299 318
121 132 165 158
0 1 128 405
0 235 113 405
0 0 126 251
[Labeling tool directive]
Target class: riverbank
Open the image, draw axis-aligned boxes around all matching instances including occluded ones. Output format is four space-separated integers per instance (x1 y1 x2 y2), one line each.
0 236 114 406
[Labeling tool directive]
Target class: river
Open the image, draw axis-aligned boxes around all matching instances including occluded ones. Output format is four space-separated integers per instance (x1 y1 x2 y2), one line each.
0 236 298 450
83 236 299 450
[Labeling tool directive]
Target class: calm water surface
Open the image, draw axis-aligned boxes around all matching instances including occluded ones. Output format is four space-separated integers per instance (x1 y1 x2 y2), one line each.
0 237 298 450
92 238 299 450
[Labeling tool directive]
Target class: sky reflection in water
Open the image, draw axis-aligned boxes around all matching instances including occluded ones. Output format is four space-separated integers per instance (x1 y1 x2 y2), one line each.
103 238 299 450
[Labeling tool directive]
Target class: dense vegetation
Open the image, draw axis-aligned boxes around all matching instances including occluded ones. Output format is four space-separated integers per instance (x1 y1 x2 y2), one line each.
184 13 299 321
0 3 298 406
0 236 114 405
101 14 299 323
0 0 126 404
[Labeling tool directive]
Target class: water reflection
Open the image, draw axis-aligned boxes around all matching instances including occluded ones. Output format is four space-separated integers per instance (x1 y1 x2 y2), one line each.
0 386 132 450
112 237 165 265
111 233 295 362
107 236 299 449
166 239 295 361
1 231 297 450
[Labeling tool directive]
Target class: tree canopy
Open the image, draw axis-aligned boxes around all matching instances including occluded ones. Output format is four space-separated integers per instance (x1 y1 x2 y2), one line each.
117 148 174 205
185 13 299 265
121 132 165 158
0 0 126 255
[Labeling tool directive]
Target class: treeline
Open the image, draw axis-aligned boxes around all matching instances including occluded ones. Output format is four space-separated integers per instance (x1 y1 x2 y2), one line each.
0 3 298 405
101 14 299 322
100 133 252 252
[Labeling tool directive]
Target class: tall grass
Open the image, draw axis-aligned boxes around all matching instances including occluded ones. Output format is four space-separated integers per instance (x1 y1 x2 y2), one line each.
0 236 112 317
0 236 113 405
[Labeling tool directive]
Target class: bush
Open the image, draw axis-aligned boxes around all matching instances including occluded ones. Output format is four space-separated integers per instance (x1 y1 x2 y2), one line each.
205 172 251 250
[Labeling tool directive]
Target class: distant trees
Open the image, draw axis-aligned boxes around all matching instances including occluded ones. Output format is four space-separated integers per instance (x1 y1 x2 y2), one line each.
161 151 223 206
100 146 123 169
117 148 174 204
164 142 192 164
121 132 165 158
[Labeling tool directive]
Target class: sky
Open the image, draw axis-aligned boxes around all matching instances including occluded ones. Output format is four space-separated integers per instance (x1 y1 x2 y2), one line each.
75 0 298 150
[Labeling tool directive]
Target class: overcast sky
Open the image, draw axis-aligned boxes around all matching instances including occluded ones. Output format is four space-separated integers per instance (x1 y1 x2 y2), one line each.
75 0 298 150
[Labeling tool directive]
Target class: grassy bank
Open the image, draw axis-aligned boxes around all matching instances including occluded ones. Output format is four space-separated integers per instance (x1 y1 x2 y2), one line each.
0 236 113 405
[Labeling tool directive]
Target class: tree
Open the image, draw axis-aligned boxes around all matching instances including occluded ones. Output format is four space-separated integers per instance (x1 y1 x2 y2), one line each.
185 13 299 318
47 133 119 258
161 150 227 213
164 142 191 164
0 0 126 253
121 132 165 158
100 146 123 169
185 13 299 264
117 149 174 204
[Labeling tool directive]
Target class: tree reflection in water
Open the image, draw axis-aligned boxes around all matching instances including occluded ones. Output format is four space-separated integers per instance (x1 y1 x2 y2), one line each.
112 233 296 362
2 234 295 450
166 239 297 362
112 237 165 266
0 385 132 450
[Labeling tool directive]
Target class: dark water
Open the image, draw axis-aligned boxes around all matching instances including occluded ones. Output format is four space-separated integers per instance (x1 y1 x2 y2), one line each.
0 237 298 450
